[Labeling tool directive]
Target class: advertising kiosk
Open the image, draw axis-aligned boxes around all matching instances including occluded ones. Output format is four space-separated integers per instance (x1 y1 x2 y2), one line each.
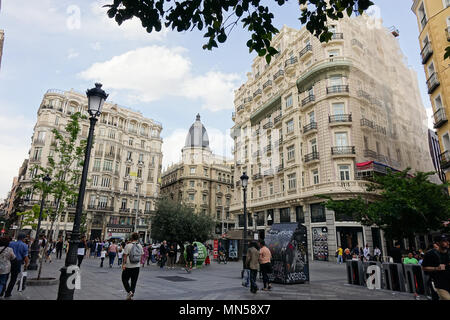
265 222 309 284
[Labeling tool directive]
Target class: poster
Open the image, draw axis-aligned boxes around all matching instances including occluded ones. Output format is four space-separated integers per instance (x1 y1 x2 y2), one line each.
213 239 218 259
228 240 238 259
312 227 328 261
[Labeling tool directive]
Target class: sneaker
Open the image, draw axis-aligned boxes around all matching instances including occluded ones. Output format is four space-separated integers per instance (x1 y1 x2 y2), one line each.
126 292 133 300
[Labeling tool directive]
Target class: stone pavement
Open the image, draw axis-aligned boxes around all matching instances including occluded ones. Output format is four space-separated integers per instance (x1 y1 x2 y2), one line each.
3 254 421 300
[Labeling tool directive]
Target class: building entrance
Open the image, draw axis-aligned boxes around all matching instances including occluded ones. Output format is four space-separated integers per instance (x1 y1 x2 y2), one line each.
336 227 364 250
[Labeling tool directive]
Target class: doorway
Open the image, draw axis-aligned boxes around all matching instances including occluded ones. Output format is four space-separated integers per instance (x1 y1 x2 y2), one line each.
336 226 364 250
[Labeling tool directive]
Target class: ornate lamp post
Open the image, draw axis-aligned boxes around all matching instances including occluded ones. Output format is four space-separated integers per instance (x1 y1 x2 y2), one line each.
240 172 249 270
28 174 52 270
57 83 108 300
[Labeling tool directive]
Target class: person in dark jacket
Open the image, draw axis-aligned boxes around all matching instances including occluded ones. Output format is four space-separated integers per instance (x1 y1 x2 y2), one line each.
55 236 64 259
389 242 403 263
246 242 260 294
159 240 168 269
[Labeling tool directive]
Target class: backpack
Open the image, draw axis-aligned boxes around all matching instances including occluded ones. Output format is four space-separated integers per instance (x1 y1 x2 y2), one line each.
128 243 143 264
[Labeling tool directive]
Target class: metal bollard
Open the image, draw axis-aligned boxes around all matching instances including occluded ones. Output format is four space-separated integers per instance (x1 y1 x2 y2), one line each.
404 264 427 295
382 263 406 292
363 261 382 285
346 260 365 285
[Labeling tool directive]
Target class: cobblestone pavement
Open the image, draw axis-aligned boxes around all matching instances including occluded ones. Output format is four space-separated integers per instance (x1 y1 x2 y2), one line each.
2 254 421 300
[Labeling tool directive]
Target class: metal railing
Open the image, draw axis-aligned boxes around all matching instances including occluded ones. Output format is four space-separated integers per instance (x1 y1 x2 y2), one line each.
433 108 448 129
363 149 377 158
253 89 262 98
304 152 319 163
285 57 298 67
301 95 315 106
420 41 433 64
360 118 374 129
303 122 317 134
331 33 344 40
326 85 349 94
351 39 363 50
263 121 273 129
273 69 284 81
331 146 355 155
329 114 352 123
263 80 272 89
299 44 312 58
440 150 450 170
426 72 439 94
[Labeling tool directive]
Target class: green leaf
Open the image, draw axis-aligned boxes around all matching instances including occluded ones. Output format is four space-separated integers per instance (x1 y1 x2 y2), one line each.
265 54 272 64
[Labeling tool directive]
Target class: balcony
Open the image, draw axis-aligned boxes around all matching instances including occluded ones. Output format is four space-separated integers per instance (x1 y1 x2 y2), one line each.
263 121 273 129
427 72 440 94
364 149 377 158
331 33 344 41
273 69 284 83
421 41 433 64
298 44 313 60
263 80 272 91
420 15 427 29
237 104 245 113
88 205 114 212
331 146 356 157
274 113 283 126
253 89 262 100
304 152 319 163
303 122 317 134
440 151 450 170
360 118 375 129
374 125 387 135
446 27 450 41
329 114 352 125
276 164 284 173
434 109 448 129
33 139 45 146
351 39 363 50
301 95 315 107
244 97 253 104
264 144 272 154
95 150 103 157
264 169 274 176
252 173 262 180
105 152 115 159
284 57 298 74
326 85 349 95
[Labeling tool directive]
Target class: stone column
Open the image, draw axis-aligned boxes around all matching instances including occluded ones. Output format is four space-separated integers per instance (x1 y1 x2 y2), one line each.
325 208 337 262
290 206 296 223
274 208 280 224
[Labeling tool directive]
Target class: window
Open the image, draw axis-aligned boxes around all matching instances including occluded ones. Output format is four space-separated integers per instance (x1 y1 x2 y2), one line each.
32 148 42 161
124 181 129 191
285 95 293 108
310 138 317 153
269 182 274 195
137 168 142 178
330 75 342 86
445 0 450 9
328 49 339 57
125 166 131 176
288 173 296 190
190 167 196 175
312 170 319 185
335 132 348 146
203 181 208 188
302 172 305 187
217 196 222 205
145 201 151 212
280 208 291 223
217 210 221 220
296 206 304 223
92 175 99 186
287 145 295 161
121 199 127 209
127 151 132 161
98 196 108 208
308 111 315 123
281 178 285 192
435 95 444 111
286 119 294 133
190 180 195 187
310 203 326 223
93 158 101 171
55 116 59 125
203 194 207 202
427 62 435 78
101 177 110 188
339 165 351 181
188 194 195 201
103 159 113 171
89 195 96 206
139 154 144 162
258 186 262 197
332 103 345 115
204 168 208 176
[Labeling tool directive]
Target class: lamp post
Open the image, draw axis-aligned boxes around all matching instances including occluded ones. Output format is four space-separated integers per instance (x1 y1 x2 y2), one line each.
240 172 249 271
28 174 52 270
57 83 108 300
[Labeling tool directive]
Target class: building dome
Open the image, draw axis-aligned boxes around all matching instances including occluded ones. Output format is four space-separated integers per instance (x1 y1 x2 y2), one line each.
185 114 209 148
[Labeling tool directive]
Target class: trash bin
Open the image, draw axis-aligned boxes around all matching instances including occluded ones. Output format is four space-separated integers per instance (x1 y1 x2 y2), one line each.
265 223 309 284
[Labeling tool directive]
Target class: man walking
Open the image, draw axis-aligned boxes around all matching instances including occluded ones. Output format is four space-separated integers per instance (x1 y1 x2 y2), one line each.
245 241 260 294
159 240 168 269
55 236 64 260
185 242 194 272
258 240 272 291
2 233 29 298
422 235 450 300
122 233 143 300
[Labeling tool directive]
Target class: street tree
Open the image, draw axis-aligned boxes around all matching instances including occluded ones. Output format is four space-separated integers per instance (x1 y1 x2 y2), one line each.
322 169 450 241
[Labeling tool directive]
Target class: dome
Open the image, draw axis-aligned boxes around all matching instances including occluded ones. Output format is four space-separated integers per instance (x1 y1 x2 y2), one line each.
184 114 209 148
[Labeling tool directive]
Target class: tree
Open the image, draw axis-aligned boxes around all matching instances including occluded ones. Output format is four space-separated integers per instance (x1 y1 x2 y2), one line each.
16 204 48 230
151 198 215 244
105 0 374 64
323 169 450 241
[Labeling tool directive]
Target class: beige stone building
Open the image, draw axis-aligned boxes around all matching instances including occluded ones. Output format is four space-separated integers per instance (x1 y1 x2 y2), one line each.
230 14 435 261
160 115 235 237
19 89 163 242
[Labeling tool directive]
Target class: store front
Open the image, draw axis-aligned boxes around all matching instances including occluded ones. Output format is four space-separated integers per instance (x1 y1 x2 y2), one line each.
336 226 364 250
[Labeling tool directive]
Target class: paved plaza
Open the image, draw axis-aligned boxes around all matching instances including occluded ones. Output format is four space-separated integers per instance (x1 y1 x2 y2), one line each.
2 255 422 300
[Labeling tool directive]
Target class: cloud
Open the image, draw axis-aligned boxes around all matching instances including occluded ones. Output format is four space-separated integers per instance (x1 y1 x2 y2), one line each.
67 48 79 59
78 46 242 111
91 42 102 51
425 107 433 130
162 127 233 170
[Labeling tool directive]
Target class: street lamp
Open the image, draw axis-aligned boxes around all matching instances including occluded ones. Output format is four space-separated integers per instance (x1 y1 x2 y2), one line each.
240 172 249 271
28 174 52 270
57 83 108 300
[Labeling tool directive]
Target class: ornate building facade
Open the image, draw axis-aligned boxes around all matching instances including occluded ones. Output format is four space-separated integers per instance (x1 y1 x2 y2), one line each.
160 115 235 237
230 14 435 261
19 89 163 242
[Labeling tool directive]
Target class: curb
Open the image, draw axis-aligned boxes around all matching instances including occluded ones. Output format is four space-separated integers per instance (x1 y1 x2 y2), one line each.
26 278 59 286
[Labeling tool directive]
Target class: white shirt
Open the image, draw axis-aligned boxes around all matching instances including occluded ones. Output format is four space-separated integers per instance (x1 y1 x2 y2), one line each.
100 250 106 258
123 242 142 268
363 247 370 257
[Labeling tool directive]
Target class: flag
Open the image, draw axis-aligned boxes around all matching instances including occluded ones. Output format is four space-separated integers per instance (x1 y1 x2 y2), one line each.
130 172 137 177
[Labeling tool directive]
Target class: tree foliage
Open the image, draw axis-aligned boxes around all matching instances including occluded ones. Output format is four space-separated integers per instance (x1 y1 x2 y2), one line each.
105 0 373 64
323 169 450 240
16 204 48 230
151 198 215 243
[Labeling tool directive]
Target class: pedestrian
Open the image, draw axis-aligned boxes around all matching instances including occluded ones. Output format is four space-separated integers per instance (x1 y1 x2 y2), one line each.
363 244 370 262
2 233 29 298
374 246 381 262
185 242 194 271
258 240 272 291
117 247 123 266
421 235 450 300
168 244 176 269
343 247 351 262
100 247 106 267
121 233 143 300
336 246 343 264
56 236 64 260
96 240 103 258
146 244 152 266
151 246 157 264
389 242 403 264
77 235 87 267
0 236 16 298
245 241 260 294
107 240 118 268
193 243 199 268
403 251 419 265
159 240 168 269
45 239 54 263
141 244 149 268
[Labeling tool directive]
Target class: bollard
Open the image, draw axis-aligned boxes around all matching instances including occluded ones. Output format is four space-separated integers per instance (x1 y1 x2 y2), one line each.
346 260 364 285
363 261 382 287
382 263 406 292
404 264 427 295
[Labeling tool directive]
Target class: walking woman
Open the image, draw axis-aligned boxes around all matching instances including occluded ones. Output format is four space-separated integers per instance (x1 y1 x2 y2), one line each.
141 244 149 268
0 237 16 296
108 240 118 268
168 244 176 269
258 240 273 291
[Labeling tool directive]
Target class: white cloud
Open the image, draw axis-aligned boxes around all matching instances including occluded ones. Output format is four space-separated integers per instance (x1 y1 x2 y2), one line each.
91 42 102 51
79 46 242 111
67 48 79 59
425 107 434 130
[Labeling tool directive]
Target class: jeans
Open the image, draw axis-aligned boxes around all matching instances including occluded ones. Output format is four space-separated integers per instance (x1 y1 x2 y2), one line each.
337 255 343 264
250 269 258 292
108 252 116 266
77 255 84 267
160 255 167 268
0 274 9 295
168 256 176 268
56 248 63 259
242 269 250 287
100 258 104 267
118 258 123 266
260 263 271 288
122 267 140 294
4 260 21 297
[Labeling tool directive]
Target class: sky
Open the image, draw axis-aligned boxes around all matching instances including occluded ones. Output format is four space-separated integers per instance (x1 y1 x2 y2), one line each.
0 0 434 199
